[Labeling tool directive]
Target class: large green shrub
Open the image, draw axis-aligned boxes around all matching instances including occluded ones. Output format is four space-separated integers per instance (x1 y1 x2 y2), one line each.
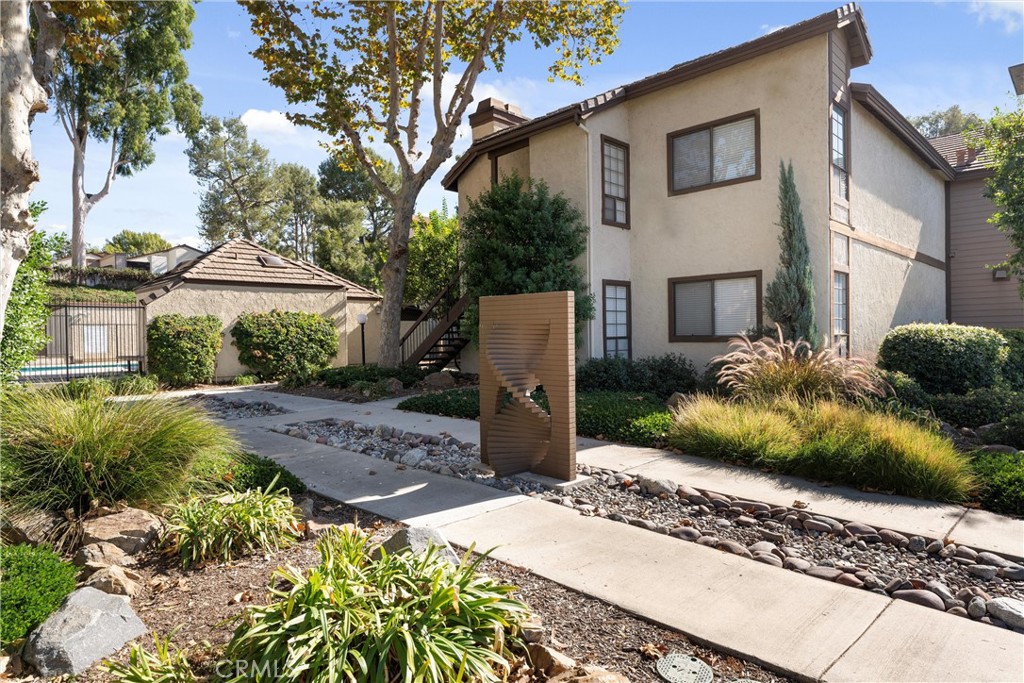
232 310 338 381
223 527 528 683
1000 329 1024 390
148 314 223 387
669 395 977 503
319 364 426 389
0 544 78 646
576 354 698 399
971 450 1024 516
461 174 594 346
1 390 239 519
981 413 1024 450
1 230 59 383
878 323 1008 394
929 388 1024 428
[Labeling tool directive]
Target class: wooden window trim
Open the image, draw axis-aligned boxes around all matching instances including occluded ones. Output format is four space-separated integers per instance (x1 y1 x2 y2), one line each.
666 109 761 196
667 270 763 342
602 279 632 359
830 102 852 223
600 135 630 229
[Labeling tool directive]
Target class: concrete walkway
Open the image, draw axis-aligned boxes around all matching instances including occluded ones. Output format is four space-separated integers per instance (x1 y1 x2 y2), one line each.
196 388 1024 683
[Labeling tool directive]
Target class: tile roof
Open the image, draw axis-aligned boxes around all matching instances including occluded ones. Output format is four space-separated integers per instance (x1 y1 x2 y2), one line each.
136 239 381 300
927 132 993 175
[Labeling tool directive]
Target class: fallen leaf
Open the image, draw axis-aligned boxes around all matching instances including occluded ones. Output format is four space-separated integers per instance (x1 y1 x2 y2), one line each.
792 500 808 509
640 642 668 660
229 591 251 605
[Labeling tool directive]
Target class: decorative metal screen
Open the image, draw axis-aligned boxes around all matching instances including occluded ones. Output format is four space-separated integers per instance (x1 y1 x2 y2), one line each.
478 291 576 481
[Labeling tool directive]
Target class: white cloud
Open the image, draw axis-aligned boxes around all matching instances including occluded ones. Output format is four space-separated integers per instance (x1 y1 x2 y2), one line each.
240 109 299 137
227 28 241 39
968 0 1024 32
760 23 788 35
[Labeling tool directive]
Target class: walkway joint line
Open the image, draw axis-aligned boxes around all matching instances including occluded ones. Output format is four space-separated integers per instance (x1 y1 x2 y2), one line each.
817 599 895 682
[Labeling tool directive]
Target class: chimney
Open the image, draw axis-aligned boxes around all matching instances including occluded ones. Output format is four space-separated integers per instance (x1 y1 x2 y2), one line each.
468 98 529 142
966 147 979 164
955 149 967 166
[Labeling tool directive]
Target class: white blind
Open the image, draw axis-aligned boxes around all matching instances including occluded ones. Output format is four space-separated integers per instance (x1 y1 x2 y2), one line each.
672 129 711 191
713 277 757 335
713 118 756 182
674 280 713 336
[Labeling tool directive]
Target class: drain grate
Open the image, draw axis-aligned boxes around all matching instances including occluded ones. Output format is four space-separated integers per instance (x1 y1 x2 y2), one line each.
656 653 713 683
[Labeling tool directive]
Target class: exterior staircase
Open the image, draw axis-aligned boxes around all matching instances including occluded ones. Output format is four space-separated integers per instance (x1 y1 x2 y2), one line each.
400 270 469 370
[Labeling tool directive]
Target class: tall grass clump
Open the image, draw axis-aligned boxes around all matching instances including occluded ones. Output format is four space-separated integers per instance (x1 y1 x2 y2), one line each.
106 632 196 683
713 327 886 403
223 527 529 683
1 390 240 517
669 396 976 503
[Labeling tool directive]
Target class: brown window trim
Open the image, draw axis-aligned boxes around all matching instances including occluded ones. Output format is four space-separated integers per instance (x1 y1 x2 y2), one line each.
830 230 852 357
667 270 763 342
600 135 630 229
602 279 632 359
666 109 761 197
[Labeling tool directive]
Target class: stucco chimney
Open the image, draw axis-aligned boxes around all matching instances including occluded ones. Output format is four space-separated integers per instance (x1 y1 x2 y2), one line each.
955 149 967 166
469 98 529 141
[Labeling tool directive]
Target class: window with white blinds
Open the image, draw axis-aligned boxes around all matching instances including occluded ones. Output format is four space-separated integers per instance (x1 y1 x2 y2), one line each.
833 271 849 357
602 138 629 227
670 112 758 193
603 281 631 358
831 105 849 201
670 274 760 340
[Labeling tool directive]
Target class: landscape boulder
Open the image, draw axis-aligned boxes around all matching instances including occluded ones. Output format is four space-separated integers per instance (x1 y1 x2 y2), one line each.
527 643 576 677
1 509 63 546
73 542 134 577
423 371 455 389
986 597 1024 630
384 377 404 394
82 566 143 598
23 587 146 678
376 526 459 565
81 509 161 554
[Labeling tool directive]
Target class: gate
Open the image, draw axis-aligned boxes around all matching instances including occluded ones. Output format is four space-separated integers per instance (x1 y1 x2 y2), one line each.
19 301 147 382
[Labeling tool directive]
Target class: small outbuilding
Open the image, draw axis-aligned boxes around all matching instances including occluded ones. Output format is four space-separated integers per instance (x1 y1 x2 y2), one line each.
135 239 382 380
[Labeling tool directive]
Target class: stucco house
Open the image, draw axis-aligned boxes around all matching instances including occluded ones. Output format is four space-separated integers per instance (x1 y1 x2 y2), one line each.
439 4 953 370
135 239 382 379
929 133 1023 329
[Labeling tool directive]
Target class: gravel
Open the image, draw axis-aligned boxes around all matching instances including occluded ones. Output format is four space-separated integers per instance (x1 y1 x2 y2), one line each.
190 395 290 419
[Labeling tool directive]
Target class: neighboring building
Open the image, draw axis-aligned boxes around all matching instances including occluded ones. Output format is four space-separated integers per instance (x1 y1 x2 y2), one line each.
929 133 1024 328
442 4 951 369
135 239 382 380
56 245 205 274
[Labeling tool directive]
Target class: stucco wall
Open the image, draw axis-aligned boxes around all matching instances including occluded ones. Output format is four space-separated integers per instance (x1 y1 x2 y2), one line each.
496 146 530 182
144 284 360 380
849 242 946 359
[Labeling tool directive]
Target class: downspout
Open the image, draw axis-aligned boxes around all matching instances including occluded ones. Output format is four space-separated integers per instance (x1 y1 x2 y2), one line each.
575 113 595 358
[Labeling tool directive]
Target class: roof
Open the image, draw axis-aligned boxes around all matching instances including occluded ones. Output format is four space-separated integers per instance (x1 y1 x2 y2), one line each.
128 244 206 261
135 239 381 302
848 83 956 180
927 131 993 177
443 3 872 191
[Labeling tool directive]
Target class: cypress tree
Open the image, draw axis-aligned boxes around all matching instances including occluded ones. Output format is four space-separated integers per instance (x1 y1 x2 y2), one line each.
764 160 818 345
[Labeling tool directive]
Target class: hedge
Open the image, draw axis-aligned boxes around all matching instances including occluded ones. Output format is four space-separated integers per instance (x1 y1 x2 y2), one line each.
232 310 339 381
318 364 427 389
878 323 1008 394
147 314 223 387
576 354 698 400
1000 329 1024 390
929 388 1024 429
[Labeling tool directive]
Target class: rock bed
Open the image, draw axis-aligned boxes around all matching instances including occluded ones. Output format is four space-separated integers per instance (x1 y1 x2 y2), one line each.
557 465 1024 632
269 419 549 495
191 394 290 419
272 419 1024 634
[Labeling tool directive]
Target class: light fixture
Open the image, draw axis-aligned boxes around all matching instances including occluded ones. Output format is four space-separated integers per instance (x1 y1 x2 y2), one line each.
993 268 1010 281
356 312 368 325
356 311 368 365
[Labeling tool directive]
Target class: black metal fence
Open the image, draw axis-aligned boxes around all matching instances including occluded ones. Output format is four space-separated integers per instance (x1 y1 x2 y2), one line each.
19 302 147 382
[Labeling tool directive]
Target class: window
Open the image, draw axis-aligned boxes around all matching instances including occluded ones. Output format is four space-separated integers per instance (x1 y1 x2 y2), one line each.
603 281 631 358
668 272 761 341
831 105 849 202
668 111 759 194
601 137 629 227
832 232 850 356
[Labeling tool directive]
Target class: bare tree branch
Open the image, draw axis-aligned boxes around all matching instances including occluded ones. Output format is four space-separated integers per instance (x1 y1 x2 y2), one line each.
404 3 433 155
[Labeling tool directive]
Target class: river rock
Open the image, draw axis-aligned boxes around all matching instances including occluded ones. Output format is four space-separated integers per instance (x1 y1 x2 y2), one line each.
966 564 998 580
986 597 1024 630
716 540 753 558
878 529 909 548
893 589 945 611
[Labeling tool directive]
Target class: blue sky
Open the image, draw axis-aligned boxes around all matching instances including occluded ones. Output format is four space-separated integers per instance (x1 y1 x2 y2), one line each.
29 0 1024 250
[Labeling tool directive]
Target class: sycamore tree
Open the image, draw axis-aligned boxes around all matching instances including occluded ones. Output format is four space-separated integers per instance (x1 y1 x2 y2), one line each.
0 0 126 344
909 105 983 139
103 230 172 256
51 0 202 267
973 105 1024 297
242 0 624 367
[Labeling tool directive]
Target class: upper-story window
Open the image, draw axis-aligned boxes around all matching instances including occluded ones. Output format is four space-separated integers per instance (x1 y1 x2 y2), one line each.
668 111 759 195
601 136 629 227
831 105 849 201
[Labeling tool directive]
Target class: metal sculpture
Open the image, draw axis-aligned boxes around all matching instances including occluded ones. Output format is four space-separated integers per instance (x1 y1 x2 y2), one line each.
478 291 576 480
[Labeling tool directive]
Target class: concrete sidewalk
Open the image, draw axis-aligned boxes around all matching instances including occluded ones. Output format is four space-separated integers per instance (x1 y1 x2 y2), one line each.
214 388 1023 560
232 419 1024 683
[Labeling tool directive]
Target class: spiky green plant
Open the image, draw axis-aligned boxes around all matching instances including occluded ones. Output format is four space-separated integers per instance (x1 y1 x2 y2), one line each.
106 631 196 683
223 526 529 683
764 160 818 345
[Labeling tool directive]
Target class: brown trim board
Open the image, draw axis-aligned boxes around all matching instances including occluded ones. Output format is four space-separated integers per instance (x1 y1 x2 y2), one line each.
833 225 945 270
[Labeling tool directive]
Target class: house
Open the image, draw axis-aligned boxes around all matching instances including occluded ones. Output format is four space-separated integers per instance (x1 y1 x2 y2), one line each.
930 133 1023 328
441 3 951 369
135 239 382 380
55 244 204 274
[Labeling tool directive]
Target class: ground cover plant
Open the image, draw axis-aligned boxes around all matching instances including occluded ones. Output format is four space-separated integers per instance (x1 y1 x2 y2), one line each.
668 395 976 503
0 544 78 646
232 310 338 382
163 481 301 568
227 452 307 494
318 364 427 389
148 314 223 387
0 389 239 521
222 526 529 683
970 450 1024 516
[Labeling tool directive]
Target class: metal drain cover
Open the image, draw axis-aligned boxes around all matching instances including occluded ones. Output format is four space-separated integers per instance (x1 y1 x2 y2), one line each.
656 653 713 683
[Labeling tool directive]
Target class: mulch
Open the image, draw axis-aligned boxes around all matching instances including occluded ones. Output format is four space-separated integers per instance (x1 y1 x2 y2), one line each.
64 494 789 683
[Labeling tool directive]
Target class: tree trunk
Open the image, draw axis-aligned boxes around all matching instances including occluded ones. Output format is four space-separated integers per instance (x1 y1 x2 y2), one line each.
377 195 417 368
71 137 89 267
0 0 48 341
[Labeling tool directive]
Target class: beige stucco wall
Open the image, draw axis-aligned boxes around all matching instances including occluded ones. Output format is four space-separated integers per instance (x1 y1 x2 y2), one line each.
496 146 530 181
143 283 373 380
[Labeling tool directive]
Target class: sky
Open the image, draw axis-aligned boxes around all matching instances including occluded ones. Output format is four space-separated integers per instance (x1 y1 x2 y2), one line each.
28 0 1024 251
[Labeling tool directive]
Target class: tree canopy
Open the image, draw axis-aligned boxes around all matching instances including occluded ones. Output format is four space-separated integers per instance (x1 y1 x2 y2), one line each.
974 105 1024 298
405 203 459 310
242 0 624 366
103 230 173 256
909 105 984 139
